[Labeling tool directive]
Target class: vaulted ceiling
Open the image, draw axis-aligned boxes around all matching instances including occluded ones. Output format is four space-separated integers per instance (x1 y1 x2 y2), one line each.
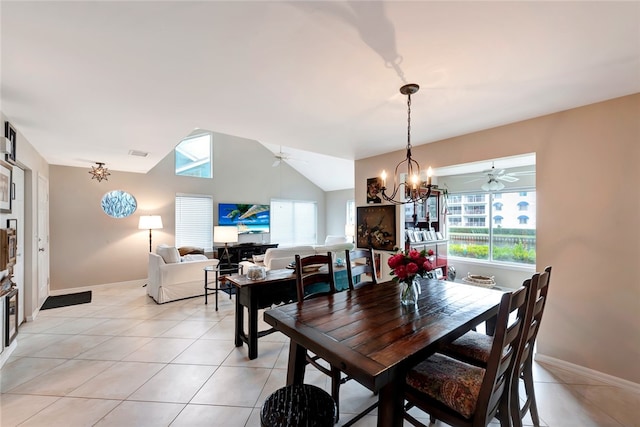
2 1 639 191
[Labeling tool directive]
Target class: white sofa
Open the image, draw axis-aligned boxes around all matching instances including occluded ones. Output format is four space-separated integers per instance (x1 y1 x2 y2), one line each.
240 236 355 272
147 245 220 304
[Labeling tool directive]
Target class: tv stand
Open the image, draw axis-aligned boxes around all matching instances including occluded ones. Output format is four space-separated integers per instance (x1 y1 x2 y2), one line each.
215 243 277 263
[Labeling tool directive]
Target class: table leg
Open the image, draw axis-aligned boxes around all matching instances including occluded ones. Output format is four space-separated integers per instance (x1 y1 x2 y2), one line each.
215 270 219 311
234 289 243 348
248 293 259 359
286 341 307 386
204 270 209 305
377 380 404 427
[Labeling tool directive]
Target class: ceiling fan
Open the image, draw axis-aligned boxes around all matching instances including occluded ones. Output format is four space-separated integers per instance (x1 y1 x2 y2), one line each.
465 164 534 191
272 147 306 167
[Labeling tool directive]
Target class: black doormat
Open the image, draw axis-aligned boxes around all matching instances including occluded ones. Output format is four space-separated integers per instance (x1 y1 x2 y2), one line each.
41 291 92 310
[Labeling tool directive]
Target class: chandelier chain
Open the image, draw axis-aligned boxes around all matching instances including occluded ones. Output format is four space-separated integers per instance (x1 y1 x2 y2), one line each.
407 93 412 149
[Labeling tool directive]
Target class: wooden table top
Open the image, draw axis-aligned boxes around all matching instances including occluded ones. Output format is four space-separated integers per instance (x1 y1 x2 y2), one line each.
226 265 348 288
225 268 296 288
263 279 505 391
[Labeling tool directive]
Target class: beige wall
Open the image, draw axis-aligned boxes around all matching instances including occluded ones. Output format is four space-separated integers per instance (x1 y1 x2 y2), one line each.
355 94 640 384
0 111 50 321
49 132 328 290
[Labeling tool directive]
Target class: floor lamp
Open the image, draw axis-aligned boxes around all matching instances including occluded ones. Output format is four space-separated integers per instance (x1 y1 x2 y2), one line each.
139 215 163 252
214 226 238 267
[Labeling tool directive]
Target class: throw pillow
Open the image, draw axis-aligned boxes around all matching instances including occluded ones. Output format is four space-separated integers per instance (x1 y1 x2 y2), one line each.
156 244 180 264
182 254 208 262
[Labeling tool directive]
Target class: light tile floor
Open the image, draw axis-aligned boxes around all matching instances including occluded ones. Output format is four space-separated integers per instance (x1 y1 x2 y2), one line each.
1 283 638 426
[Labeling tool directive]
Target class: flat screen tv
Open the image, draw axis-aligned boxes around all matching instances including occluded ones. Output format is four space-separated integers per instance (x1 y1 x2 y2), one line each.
218 203 270 234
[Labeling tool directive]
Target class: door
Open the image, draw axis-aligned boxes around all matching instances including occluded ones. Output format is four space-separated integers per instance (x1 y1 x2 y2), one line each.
37 174 49 308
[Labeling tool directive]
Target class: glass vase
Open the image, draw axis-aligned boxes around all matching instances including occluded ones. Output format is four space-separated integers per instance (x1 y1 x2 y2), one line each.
400 277 420 306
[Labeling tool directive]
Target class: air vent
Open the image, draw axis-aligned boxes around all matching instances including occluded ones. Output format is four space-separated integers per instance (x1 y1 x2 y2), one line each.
128 150 149 157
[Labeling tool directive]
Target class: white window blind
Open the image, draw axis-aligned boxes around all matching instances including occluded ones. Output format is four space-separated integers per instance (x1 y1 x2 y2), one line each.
175 194 213 251
270 199 317 246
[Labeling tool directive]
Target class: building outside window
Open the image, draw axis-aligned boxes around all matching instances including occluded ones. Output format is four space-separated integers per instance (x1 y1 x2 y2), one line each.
446 190 536 264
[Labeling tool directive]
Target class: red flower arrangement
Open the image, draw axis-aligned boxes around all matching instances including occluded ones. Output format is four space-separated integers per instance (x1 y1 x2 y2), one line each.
388 248 436 284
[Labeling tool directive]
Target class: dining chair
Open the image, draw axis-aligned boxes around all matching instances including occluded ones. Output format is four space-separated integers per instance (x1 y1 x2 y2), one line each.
345 248 378 289
439 266 552 427
403 284 530 427
294 252 343 421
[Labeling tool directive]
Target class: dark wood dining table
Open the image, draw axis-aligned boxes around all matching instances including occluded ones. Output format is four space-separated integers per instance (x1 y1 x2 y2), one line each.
263 278 505 427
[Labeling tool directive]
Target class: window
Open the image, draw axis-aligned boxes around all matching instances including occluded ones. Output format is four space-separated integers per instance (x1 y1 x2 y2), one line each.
175 132 212 178
447 190 536 265
346 200 355 226
175 194 213 251
270 199 317 246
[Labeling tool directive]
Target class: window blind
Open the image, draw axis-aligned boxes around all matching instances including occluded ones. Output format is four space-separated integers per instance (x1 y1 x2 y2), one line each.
175 194 213 251
270 199 317 246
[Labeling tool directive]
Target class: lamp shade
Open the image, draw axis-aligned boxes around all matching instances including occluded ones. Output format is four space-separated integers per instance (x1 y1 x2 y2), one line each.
214 226 238 244
138 215 163 230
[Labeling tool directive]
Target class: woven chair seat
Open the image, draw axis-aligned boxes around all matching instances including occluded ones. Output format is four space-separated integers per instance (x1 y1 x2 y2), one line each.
260 384 336 427
442 330 493 364
406 353 486 419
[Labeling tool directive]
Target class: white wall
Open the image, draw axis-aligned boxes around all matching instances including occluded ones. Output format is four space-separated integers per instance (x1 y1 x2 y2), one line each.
325 189 354 238
355 94 640 385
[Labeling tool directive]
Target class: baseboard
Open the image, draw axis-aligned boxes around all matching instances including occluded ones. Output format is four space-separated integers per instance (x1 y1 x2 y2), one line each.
0 339 17 368
49 279 147 296
535 353 640 393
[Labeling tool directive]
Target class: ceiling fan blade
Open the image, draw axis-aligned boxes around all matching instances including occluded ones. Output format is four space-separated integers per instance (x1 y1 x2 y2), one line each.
498 175 519 183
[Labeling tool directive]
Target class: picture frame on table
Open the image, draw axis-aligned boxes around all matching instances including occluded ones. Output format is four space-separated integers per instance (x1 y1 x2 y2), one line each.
4 121 17 165
0 160 12 213
356 205 396 251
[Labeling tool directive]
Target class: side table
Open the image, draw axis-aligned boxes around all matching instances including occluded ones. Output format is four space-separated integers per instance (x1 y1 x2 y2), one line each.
204 264 240 310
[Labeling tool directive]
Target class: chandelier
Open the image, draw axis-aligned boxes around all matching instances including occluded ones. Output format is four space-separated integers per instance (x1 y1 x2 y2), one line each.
89 162 110 182
380 83 436 205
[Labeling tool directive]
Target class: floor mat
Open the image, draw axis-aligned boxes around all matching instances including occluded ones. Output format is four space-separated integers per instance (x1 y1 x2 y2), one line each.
41 291 92 310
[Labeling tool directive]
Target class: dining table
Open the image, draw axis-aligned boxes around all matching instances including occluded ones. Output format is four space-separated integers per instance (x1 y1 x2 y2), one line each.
263 278 506 427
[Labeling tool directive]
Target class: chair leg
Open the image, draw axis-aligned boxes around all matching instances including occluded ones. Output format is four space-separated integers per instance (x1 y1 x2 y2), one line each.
510 371 523 427
330 366 341 422
522 359 540 426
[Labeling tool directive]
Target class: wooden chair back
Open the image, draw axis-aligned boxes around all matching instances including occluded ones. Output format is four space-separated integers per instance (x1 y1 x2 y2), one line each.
345 248 378 289
475 285 530 425
510 265 552 427
294 253 336 302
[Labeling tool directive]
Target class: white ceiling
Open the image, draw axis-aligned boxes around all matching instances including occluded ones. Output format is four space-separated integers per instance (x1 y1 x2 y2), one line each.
1 1 639 191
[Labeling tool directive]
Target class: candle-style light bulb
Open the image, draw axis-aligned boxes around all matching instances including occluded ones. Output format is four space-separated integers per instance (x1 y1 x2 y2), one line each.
381 170 387 188
427 167 433 186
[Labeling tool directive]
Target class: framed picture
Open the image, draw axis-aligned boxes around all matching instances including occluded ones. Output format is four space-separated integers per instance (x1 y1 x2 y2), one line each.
357 205 396 251
0 161 11 213
366 177 382 204
4 121 16 165
435 231 444 240
406 229 416 242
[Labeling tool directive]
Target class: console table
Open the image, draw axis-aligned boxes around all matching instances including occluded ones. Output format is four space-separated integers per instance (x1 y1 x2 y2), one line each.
215 243 278 264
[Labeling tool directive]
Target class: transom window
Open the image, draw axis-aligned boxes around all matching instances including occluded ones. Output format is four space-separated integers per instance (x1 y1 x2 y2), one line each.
175 132 213 178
